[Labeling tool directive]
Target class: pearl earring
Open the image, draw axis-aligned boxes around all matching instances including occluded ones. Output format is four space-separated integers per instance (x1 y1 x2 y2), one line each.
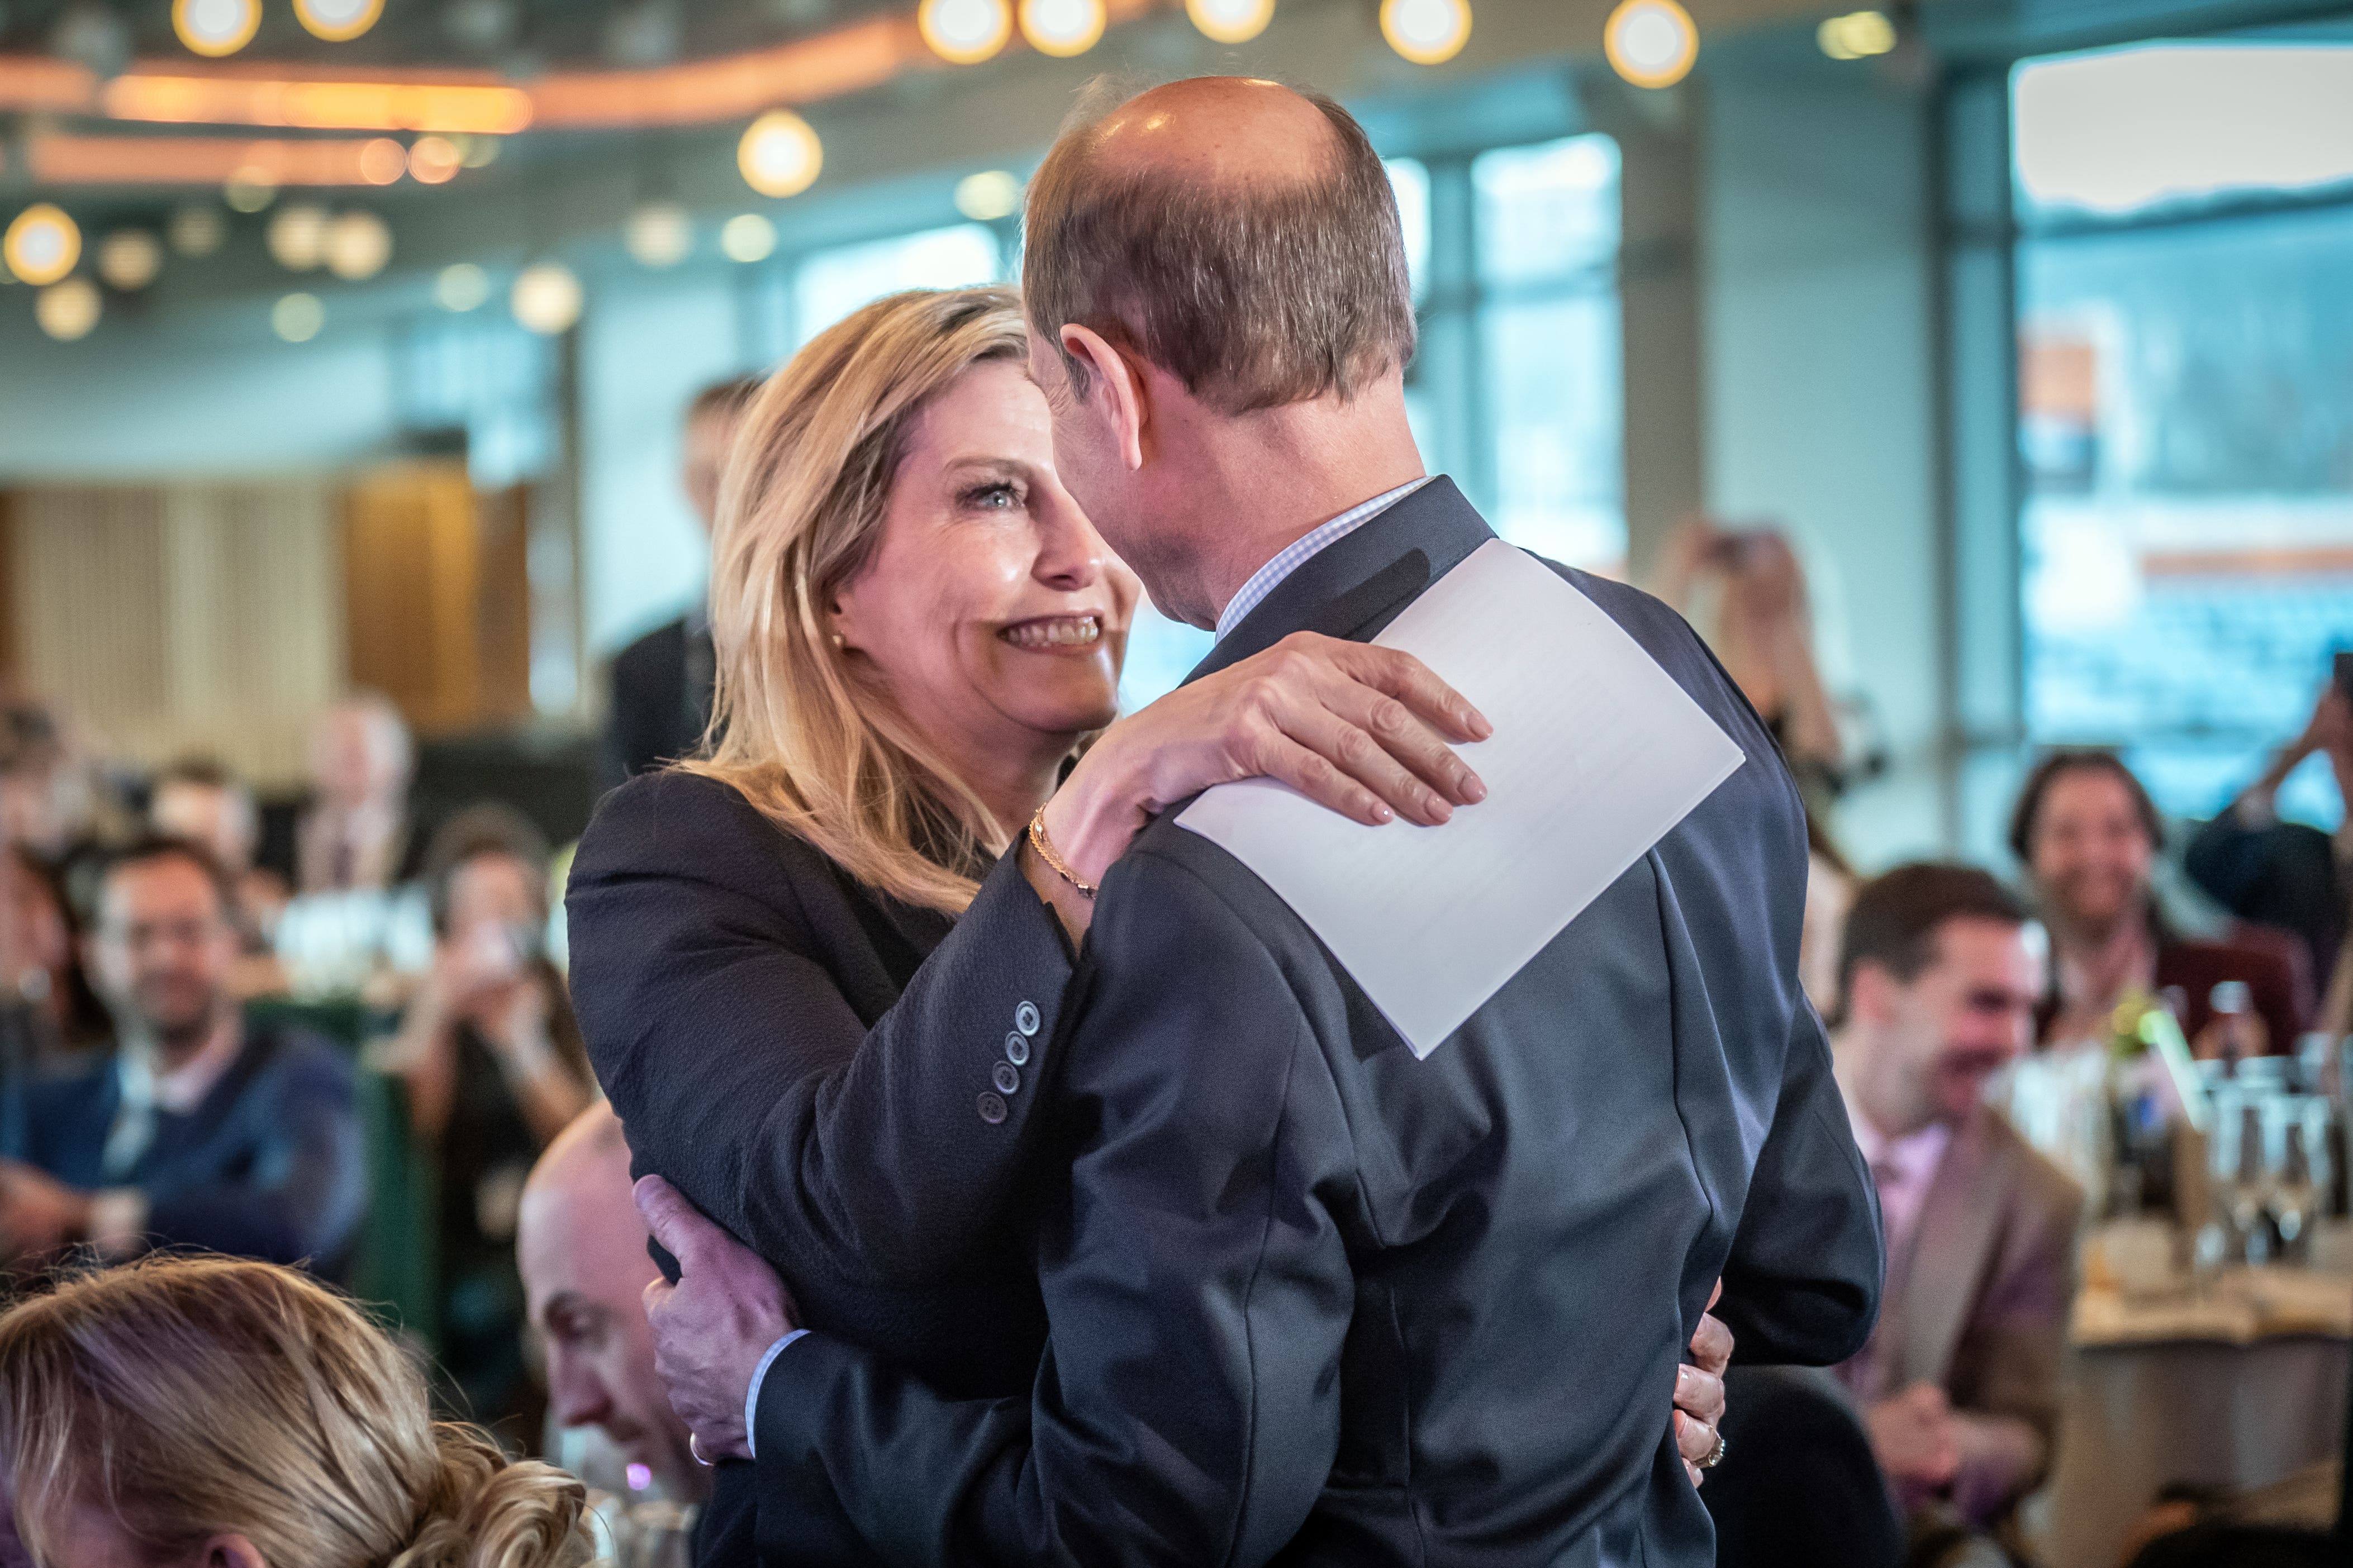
830 632 845 650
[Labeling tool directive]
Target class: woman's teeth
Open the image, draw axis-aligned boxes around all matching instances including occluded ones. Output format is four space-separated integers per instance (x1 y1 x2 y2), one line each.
1001 616 1101 649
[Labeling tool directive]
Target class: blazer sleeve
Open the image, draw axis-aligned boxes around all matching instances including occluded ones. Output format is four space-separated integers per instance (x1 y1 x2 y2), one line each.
140 1042 367 1270
751 843 1353 1568
565 772 1077 1285
1718 995 1884 1367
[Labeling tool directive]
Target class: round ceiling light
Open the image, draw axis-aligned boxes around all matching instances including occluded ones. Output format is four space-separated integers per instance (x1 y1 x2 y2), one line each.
436 263 492 312
954 170 1021 222
169 205 225 258
1604 0 1699 89
513 262 584 335
626 203 695 268
720 213 777 264
1186 0 1274 45
919 0 1012 65
296 0 384 41
174 0 262 58
358 138 408 185
408 136 464 185
1380 0 1470 65
98 230 164 290
36 279 102 342
1020 0 1104 57
267 204 329 270
225 167 279 213
273 292 325 343
5 204 83 288
738 110 823 199
1818 10 1896 60
325 211 393 280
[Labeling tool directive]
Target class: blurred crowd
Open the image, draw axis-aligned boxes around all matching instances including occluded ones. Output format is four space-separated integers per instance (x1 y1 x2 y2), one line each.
0 380 2342 1568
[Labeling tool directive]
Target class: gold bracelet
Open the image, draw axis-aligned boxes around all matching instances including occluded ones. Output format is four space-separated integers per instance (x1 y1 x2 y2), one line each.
1026 806 1097 899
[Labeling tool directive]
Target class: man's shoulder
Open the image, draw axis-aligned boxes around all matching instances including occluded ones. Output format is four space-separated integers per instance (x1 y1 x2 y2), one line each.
243 1023 359 1095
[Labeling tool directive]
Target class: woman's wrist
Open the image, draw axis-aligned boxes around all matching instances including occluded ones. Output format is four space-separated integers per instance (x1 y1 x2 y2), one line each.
1043 749 1153 885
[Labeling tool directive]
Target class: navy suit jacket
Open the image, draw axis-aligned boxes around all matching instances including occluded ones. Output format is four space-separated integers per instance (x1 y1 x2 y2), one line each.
6 1021 365 1276
748 478 1884 1565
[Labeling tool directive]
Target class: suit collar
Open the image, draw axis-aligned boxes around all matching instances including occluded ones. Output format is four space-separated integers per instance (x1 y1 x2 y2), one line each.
1890 1108 2011 1390
1182 476 1494 684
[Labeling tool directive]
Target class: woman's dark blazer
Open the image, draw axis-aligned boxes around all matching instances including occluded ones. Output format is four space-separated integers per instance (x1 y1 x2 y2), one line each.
565 768 1078 1563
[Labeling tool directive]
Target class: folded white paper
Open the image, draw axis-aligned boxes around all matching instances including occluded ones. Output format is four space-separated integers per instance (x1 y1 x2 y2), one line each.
1177 540 1744 1058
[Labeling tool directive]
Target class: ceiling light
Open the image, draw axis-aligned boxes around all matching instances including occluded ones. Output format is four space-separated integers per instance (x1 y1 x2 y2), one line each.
1818 10 1895 61
512 262 584 334
720 213 776 263
5 204 82 287
954 169 1021 221
173 0 261 58
37 279 102 341
168 204 225 256
1604 0 1698 89
1380 0 1470 65
738 110 822 198
626 202 693 267
324 211 392 279
273 292 325 342
358 137 407 184
919 0 1011 65
267 203 328 269
98 229 163 289
225 167 279 212
436 261 491 311
1019 0 1104 58
1186 0 1273 45
408 135 463 184
296 0 384 41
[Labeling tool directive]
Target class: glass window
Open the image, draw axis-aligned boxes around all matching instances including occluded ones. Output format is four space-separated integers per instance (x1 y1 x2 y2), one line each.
2014 45 2353 828
1386 157 1431 301
1471 134 1625 573
792 224 1002 347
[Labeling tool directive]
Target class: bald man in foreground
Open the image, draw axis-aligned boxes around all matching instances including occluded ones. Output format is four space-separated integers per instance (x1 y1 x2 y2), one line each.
517 1105 707 1512
643 77 1880 1565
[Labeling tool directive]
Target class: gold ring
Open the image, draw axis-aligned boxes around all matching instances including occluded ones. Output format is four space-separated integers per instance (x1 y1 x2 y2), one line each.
1699 1430 1727 1470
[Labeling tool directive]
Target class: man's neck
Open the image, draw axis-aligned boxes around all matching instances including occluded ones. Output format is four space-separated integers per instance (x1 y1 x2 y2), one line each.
1151 380 1426 629
1829 1028 1933 1143
150 1010 236 1077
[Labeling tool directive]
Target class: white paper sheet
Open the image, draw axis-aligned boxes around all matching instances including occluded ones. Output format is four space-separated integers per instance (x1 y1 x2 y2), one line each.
1176 540 1745 1057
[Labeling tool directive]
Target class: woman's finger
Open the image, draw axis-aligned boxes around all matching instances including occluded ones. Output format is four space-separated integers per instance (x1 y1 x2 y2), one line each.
1320 679 1485 807
1674 1408 1718 1469
1676 1364 1724 1427
1250 735 1397 827
1277 704 1455 826
1328 641 1492 743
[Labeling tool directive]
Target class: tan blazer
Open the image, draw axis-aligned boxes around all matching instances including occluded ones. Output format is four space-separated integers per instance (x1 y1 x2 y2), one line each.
1855 1106 2084 1522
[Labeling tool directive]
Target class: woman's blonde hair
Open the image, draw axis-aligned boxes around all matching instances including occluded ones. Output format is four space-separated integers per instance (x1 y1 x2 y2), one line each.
688 285 1038 915
0 1256 590 1568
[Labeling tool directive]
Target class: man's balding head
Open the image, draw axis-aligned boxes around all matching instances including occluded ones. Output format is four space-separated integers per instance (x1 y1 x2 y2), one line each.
518 1104 705 1500
1023 76 1414 415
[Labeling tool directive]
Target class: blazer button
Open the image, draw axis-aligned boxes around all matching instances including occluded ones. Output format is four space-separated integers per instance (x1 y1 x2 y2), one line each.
1004 1032 1031 1066
1014 1000 1042 1037
977 1092 1009 1125
992 1061 1021 1095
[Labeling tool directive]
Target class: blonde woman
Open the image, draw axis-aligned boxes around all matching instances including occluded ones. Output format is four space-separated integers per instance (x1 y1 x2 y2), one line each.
564 287 1728 1564
0 1255 588 1568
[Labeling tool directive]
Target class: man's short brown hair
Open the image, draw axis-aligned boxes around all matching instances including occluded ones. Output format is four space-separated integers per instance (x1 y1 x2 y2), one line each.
1021 81 1417 414
1835 862 2031 1021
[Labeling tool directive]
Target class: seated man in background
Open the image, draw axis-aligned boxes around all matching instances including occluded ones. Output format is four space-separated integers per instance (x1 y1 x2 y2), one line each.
519 1105 707 1547
0 837 365 1274
1833 864 2083 1550
297 690 419 895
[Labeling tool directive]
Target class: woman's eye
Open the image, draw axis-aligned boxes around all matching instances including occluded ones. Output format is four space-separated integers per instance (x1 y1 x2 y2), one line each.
962 482 1021 512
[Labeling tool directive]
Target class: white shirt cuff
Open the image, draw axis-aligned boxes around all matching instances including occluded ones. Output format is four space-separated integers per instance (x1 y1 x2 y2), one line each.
743 1329 810 1460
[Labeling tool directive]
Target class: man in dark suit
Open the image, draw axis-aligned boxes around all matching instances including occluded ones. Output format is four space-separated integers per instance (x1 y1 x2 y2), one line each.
641 78 1881 1565
603 376 762 785
0 838 364 1275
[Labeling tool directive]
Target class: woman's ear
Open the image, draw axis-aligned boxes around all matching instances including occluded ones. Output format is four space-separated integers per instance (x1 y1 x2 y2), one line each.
203 1534 268 1568
1058 325 1148 473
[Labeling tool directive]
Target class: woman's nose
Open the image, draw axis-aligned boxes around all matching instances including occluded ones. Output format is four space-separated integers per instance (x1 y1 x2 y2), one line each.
1032 498 1107 592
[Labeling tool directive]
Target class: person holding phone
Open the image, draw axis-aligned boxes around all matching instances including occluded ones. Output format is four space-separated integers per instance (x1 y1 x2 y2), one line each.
370 804 593 1438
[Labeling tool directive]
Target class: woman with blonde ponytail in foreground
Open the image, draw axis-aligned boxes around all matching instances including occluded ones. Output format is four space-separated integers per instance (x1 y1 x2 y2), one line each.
0 1255 591 1568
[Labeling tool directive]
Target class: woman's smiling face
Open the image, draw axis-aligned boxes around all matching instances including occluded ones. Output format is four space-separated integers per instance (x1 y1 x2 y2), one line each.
831 358 1140 760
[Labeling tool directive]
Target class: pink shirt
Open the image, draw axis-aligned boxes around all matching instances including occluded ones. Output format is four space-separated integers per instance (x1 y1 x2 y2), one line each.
1842 1094 1952 1278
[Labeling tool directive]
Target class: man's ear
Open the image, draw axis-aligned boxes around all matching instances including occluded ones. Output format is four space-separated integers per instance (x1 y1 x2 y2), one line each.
1058 325 1148 472
203 1534 268 1568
